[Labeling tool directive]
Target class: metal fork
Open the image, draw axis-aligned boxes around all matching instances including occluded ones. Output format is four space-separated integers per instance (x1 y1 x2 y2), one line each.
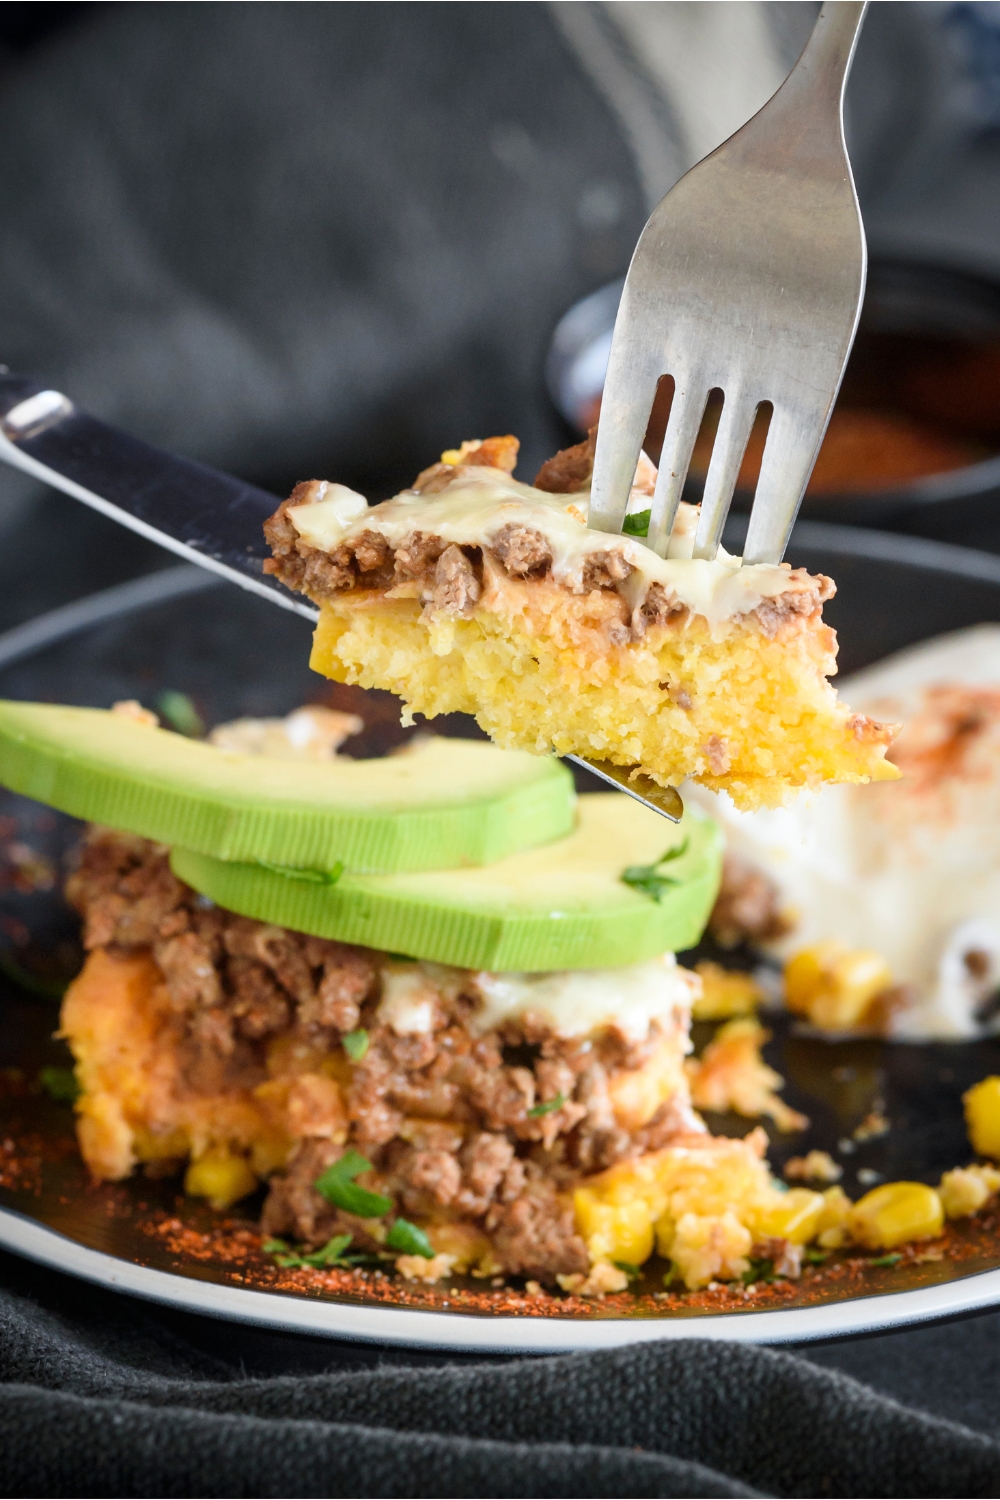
589 0 868 566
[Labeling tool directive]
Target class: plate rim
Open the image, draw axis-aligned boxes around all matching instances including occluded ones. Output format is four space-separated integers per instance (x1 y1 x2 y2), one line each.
5 1202 1000 1351
5 527 1000 1349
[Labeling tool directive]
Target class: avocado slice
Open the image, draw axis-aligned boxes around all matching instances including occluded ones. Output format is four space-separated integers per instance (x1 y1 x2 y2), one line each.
0 701 574 873
171 795 722 970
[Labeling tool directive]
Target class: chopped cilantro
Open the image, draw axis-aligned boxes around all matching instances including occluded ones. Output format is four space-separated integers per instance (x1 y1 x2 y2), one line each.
266 1232 358 1270
156 690 205 738
527 1091 566 1118
256 859 344 886
386 1218 436 1258
38 1066 80 1104
613 1260 642 1282
742 1257 776 1286
621 839 690 902
869 1252 902 1268
622 510 650 538
802 1247 829 1264
662 1262 684 1288
342 1028 369 1062
314 1148 393 1218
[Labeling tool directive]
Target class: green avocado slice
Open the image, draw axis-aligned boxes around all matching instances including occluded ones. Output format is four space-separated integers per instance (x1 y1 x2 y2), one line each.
171 795 723 970
0 701 574 873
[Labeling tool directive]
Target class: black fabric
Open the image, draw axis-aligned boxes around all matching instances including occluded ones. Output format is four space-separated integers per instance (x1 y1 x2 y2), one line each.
4 1250 1000 1499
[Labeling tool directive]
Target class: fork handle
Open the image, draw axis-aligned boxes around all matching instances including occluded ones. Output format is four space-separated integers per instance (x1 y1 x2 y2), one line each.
772 2 868 134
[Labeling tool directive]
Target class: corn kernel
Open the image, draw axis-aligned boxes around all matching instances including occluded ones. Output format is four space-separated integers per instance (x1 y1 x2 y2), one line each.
784 943 893 1032
250 1132 293 1178
848 1181 943 1250
184 1148 258 1211
573 1187 654 1266
939 1164 1000 1219
692 962 762 1021
755 1187 825 1245
964 1076 1000 1158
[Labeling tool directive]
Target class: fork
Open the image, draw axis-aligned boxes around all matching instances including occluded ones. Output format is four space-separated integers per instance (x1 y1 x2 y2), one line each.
589 0 868 566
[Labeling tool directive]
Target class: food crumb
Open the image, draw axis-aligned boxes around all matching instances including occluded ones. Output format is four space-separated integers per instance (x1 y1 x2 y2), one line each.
784 1150 843 1184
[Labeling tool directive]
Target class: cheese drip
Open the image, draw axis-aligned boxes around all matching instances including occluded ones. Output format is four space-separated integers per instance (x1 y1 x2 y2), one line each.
287 467 802 631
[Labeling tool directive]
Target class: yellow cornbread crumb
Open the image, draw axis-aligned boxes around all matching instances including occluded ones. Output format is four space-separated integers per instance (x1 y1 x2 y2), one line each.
939 1164 1000 1219
784 1150 843 1184
396 1253 457 1282
687 1017 809 1133
691 962 762 1020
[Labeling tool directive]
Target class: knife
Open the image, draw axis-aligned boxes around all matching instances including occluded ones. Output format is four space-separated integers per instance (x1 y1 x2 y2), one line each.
0 369 682 821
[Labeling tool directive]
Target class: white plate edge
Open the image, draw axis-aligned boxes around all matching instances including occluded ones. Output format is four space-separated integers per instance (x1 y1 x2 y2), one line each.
4 1204 1000 1351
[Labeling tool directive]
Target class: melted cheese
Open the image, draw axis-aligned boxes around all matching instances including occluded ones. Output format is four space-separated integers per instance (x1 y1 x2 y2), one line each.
469 952 699 1041
288 466 799 630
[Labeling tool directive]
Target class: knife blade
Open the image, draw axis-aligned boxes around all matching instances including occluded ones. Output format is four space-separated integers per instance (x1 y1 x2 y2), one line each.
0 370 318 622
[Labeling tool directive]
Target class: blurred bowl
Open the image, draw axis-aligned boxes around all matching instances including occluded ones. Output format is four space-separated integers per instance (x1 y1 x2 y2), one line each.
547 262 1000 531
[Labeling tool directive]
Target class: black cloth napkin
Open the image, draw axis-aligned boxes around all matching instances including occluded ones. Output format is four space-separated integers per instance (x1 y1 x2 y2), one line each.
4 1247 1000 1499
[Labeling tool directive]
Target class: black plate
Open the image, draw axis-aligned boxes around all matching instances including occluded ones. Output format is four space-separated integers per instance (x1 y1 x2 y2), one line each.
2 530 1000 1348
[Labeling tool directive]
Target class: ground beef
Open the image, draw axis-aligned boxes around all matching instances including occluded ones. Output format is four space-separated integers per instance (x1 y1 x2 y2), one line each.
352 529 392 575
260 1139 386 1252
709 852 791 948
484 1166 589 1278
580 549 633 592
491 523 552 577
533 428 596 493
431 545 480 614
392 530 447 581
632 582 685 639
68 830 379 1064
262 483 357 599
754 572 835 638
72 829 698 1282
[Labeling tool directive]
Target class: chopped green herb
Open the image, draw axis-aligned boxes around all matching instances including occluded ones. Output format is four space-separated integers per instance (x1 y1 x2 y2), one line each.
314 1148 393 1219
613 1260 642 1282
302 1233 355 1268
38 1066 80 1104
156 690 205 738
266 1233 358 1269
342 1028 369 1062
256 859 344 886
802 1247 829 1264
620 839 690 902
742 1257 776 1286
622 510 650 538
868 1252 902 1268
527 1091 566 1118
386 1218 436 1258
663 1262 684 1288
